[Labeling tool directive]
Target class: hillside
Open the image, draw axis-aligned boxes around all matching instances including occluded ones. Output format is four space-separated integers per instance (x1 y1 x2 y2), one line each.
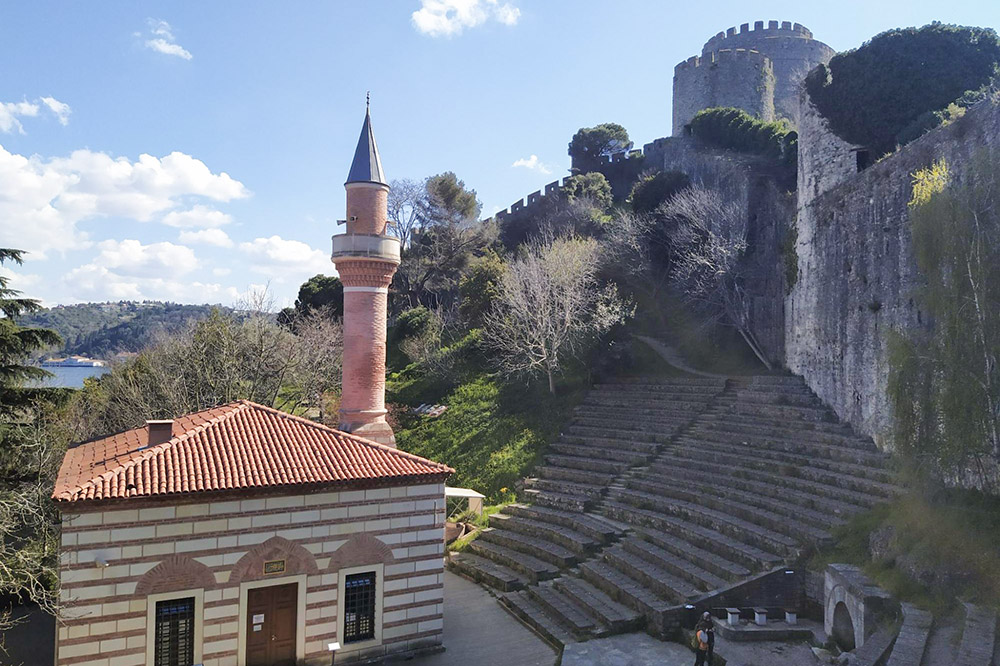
22 301 229 359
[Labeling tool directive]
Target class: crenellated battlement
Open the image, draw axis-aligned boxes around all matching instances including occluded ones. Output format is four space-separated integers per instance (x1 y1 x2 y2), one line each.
702 20 813 54
672 19 834 135
673 48 769 74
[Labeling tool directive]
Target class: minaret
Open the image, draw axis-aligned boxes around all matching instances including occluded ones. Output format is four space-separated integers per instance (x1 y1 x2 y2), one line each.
331 101 401 447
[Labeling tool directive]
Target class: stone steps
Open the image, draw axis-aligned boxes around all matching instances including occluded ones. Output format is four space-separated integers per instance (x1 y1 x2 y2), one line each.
548 441 654 464
700 413 873 448
852 623 899 666
641 458 862 518
669 447 900 503
503 504 626 544
661 446 891 506
557 434 661 454
956 603 997 666
544 454 631 475
607 487 800 556
570 415 692 433
522 488 592 512
687 424 885 465
525 477 606 500
478 527 579 568
579 559 675 632
499 590 575 648
553 576 644 633
468 538 561 583
885 603 933 666
489 513 601 555
602 500 784 571
637 529 751 582
727 400 838 423
447 552 525 591
528 582 602 638
579 397 715 413
533 465 616 487
603 544 702 604
624 475 837 540
622 536 728 591
594 380 726 392
673 435 894 484
576 402 710 418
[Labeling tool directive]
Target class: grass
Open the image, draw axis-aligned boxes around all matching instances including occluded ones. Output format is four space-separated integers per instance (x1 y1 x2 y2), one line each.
447 503 508 553
810 477 1000 615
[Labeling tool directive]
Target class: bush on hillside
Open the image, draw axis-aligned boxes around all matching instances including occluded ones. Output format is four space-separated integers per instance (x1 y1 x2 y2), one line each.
805 23 1000 156
628 171 691 214
688 108 797 166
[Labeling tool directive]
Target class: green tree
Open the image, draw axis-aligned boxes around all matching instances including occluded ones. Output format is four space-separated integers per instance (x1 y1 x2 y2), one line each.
568 123 632 173
395 172 492 309
459 251 505 328
562 172 613 211
0 249 64 629
889 153 1000 491
628 171 691 214
805 23 1000 156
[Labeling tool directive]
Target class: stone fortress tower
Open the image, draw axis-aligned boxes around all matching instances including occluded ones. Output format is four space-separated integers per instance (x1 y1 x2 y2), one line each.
672 20 835 135
331 103 401 447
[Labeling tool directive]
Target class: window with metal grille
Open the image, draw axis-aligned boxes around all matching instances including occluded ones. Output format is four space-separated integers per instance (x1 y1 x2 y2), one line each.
154 597 195 666
343 572 377 643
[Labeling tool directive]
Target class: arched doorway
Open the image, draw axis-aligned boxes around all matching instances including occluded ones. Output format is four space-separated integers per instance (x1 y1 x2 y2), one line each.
833 601 856 651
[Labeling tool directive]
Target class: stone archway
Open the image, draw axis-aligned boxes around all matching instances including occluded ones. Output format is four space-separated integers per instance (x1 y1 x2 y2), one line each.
833 601 856 651
229 536 319 585
135 555 216 596
327 533 395 571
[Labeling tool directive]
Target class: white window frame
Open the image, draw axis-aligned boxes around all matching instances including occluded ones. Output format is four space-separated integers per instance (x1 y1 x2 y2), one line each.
145 588 205 666
236 573 308 666
336 562 385 654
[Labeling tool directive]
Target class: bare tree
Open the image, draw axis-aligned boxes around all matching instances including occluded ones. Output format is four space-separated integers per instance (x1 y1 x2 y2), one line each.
484 236 629 394
665 185 773 369
387 178 424 249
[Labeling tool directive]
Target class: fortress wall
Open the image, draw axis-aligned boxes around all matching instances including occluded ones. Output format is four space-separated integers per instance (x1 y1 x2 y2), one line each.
673 21 834 133
645 137 794 363
787 94 1000 491
672 49 775 136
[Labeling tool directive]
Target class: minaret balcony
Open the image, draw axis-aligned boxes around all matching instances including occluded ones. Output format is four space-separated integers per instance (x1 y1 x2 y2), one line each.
331 233 401 264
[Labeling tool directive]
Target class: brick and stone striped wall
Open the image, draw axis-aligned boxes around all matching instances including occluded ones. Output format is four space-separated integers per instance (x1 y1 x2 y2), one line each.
57 482 446 666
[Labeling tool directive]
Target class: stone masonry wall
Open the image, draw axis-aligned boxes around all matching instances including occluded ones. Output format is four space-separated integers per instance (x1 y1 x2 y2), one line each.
645 136 795 364
56 482 446 666
787 92 1000 489
672 20 834 135
672 49 775 137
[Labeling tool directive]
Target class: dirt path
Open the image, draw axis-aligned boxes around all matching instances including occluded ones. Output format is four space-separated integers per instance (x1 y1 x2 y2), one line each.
635 335 730 379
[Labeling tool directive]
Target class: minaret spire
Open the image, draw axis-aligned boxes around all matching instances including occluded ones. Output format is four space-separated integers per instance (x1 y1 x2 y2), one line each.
331 102 401 447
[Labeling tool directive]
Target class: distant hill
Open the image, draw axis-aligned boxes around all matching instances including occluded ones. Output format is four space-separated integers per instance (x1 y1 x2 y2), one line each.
22 301 230 359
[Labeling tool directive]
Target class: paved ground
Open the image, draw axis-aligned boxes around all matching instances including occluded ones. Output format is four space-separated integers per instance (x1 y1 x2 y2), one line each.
402 571 557 666
713 619 825 666
561 633 694 666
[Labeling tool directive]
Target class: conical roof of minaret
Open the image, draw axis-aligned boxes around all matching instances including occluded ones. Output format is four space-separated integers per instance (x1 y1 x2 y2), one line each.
346 107 387 186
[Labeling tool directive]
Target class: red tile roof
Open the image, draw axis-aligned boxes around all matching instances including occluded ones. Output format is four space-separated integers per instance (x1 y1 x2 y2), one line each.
53 401 452 504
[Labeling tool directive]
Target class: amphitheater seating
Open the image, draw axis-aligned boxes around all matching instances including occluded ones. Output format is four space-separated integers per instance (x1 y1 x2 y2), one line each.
448 374 901 648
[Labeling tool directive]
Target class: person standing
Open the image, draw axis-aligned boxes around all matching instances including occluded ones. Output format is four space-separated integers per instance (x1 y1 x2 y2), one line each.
693 614 713 666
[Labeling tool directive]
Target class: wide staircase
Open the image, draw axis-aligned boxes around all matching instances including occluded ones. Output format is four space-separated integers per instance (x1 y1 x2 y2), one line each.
449 375 900 648
873 601 997 666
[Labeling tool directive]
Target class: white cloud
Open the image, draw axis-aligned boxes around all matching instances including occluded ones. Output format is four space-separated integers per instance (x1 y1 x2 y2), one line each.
40 97 71 126
163 205 233 229
58 239 240 303
512 154 552 174
92 239 198 277
239 236 331 281
412 0 521 37
0 145 249 257
179 228 233 247
144 19 193 60
212 267 232 277
62 262 239 303
0 101 39 134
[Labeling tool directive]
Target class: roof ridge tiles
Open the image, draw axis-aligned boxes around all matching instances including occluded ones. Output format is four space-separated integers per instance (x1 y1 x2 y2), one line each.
54 400 452 504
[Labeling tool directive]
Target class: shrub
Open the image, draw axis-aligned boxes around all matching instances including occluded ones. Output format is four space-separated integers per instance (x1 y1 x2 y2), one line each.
688 107 797 165
805 23 1000 156
628 171 690 214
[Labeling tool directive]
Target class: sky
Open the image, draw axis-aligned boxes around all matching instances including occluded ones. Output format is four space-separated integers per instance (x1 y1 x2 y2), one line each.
2 0 999 308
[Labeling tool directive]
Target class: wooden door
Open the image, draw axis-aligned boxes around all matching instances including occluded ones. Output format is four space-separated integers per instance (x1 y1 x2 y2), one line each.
246 583 298 666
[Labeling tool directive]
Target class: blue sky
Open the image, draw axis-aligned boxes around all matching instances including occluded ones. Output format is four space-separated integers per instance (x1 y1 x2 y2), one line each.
2 1 998 307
